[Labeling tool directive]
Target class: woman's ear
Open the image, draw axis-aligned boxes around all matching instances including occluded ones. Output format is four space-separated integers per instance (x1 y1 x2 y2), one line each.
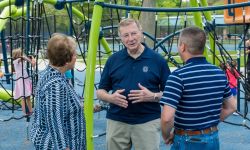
65 62 70 70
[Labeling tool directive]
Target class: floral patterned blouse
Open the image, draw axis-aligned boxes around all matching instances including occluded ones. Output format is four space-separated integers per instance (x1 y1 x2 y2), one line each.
30 65 86 150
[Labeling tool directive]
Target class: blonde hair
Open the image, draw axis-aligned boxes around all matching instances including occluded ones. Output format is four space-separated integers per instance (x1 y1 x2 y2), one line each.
179 26 206 55
12 48 23 60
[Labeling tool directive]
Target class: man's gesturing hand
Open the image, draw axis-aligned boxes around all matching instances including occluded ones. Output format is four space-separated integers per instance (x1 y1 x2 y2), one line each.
111 89 128 108
128 83 154 103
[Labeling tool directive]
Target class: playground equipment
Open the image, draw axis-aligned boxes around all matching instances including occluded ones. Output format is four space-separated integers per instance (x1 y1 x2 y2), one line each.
0 0 250 149
0 88 21 105
86 0 250 149
224 0 250 24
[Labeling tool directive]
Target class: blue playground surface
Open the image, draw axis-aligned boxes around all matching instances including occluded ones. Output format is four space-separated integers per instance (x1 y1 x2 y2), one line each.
0 0 250 149
0 69 249 150
0 92 250 149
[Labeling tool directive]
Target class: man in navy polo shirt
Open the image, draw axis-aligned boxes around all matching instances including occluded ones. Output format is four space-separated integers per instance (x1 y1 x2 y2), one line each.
97 18 171 150
160 26 236 150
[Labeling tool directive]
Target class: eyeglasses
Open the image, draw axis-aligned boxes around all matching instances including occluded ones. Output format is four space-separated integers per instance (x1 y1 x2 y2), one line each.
121 31 139 39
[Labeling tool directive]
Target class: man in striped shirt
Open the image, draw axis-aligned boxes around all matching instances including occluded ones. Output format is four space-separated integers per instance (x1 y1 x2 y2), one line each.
160 26 236 150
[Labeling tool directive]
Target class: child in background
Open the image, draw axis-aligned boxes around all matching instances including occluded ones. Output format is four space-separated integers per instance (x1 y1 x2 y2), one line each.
226 60 240 97
221 60 240 115
12 48 36 116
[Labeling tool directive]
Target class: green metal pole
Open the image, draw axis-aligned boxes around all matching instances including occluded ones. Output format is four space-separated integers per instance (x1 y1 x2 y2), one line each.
72 6 88 21
84 0 104 150
200 0 219 66
100 37 112 56
189 0 203 27
199 0 212 21
189 0 208 58
0 5 17 31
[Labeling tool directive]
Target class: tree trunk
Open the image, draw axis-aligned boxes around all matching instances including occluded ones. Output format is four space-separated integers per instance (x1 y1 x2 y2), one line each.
139 0 156 48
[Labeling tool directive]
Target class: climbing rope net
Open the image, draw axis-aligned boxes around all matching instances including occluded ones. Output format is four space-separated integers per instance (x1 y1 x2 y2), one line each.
0 0 250 147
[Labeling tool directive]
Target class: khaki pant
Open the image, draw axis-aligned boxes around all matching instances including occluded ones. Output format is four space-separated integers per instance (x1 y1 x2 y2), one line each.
106 118 160 150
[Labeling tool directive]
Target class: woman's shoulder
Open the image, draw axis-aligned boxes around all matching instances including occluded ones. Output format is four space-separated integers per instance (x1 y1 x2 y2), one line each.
38 67 66 86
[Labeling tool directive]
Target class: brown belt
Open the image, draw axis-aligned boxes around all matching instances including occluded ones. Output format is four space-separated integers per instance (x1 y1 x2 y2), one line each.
174 126 218 136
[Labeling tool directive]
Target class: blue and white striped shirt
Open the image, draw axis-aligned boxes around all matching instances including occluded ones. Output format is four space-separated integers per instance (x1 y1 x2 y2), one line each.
30 66 86 150
160 57 232 130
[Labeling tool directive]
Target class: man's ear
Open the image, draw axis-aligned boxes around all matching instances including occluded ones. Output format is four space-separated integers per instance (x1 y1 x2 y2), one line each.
179 42 186 53
140 31 144 42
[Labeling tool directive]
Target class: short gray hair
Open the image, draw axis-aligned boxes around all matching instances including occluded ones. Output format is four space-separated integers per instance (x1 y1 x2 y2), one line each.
118 18 142 36
179 26 206 55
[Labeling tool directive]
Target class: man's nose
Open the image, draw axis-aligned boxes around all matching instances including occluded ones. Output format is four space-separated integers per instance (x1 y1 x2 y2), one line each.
128 34 134 40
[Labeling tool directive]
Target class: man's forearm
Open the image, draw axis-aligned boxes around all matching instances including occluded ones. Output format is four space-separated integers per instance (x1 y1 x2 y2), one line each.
161 121 174 140
96 89 112 103
220 97 237 121
161 105 176 141
220 107 235 121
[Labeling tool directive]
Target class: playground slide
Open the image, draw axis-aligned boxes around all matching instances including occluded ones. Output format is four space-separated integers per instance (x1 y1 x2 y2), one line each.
0 88 21 105
0 5 17 31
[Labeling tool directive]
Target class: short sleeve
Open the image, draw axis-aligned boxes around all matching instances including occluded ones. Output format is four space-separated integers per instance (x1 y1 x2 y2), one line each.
160 72 183 109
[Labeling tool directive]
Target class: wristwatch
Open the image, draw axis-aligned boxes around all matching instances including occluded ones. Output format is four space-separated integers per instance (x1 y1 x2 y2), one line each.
154 93 160 102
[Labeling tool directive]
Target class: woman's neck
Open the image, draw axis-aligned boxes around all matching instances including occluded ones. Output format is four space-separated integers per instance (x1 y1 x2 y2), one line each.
50 64 67 74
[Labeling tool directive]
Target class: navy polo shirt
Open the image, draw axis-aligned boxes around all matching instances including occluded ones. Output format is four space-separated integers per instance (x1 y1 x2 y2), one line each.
99 44 170 124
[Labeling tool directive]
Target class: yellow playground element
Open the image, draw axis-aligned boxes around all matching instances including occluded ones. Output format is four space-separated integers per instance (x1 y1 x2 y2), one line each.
0 88 21 105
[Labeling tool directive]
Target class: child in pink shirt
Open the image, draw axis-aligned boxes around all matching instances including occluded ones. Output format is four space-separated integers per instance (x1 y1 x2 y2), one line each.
221 60 240 115
12 48 36 116
225 61 240 96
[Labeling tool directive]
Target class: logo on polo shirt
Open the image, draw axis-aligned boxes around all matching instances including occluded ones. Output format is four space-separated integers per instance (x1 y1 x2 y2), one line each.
143 66 149 72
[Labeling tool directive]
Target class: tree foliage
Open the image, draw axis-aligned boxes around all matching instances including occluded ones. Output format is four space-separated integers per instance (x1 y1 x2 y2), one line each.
156 0 181 8
38 0 226 34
